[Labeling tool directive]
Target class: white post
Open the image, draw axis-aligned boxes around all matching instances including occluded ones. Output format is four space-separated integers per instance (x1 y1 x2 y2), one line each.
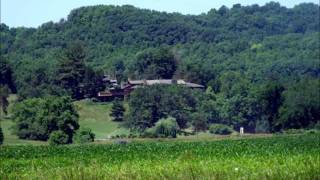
240 127 244 135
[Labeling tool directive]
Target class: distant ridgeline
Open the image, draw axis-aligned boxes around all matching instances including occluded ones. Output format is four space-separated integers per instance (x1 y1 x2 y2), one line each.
0 2 319 99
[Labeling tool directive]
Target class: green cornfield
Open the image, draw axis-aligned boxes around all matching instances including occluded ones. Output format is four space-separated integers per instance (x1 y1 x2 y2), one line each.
1 134 319 179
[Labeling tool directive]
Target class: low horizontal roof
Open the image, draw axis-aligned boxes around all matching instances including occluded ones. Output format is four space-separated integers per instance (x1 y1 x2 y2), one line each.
128 80 145 85
128 79 204 88
146 79 172 85
185 82 205 88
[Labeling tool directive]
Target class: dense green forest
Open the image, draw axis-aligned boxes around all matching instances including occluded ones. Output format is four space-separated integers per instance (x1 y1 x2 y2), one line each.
0 2 319 139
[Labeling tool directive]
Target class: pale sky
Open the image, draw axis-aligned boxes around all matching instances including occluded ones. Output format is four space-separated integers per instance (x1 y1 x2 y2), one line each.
1 0 319 28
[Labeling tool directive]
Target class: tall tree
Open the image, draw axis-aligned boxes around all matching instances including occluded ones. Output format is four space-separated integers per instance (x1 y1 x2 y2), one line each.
257 82 284 131
0 86 9 117
0 125 3 145
110 98 125 121
56 42 86 99
0 59 15 93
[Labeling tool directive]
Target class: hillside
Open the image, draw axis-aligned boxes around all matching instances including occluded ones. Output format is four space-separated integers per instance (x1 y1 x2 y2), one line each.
1 3 319 95
0 2 319 140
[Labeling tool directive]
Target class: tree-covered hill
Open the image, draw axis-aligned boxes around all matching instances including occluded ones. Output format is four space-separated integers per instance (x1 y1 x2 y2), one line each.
1 2 319 97
1 2 319 72
1 2 319 135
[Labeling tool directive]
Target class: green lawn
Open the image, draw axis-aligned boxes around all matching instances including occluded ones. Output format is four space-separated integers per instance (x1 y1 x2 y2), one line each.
74 100 129 139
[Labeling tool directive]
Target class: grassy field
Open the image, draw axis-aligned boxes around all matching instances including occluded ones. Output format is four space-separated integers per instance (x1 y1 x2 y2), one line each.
1 134 319 179
74 100 129 139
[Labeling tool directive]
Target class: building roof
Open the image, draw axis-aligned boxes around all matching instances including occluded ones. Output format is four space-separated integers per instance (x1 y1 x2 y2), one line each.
185 82 205 88
146 79 172 85
128 79 204 88
128 80 145 85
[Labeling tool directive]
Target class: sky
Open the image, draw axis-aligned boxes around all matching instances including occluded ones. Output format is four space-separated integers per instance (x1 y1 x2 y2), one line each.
1 0 319 28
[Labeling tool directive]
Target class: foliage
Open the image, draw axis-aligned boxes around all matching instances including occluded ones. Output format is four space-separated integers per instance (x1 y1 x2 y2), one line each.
110 99 125 121
257 81 284 131
12 96 79 142
0 86 9 116
130 47 177 79
254 119 271 133
142 127 157 138
209 124 233 135
13 58 65 99
73 128 95 144
191 112 209 132
0 59 15 93
277 79 320 129
0 126 3 145
152 117 179 138
127 85 199 131
0 134 319 179
55 42 87 99
49 130 69 145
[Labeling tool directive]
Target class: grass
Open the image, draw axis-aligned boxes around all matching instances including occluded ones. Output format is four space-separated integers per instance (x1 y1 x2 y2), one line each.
74 100 129 139
1 96 319 179
1 134 319 179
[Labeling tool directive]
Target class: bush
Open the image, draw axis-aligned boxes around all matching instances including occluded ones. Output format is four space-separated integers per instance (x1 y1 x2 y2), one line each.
143 117 179 138
142 117 179 138
73 128 95 144
0 126 3 145
155 117 179 138
142 127 157 138
12 96 79 142
191 112 208 132
49 131 69 145
209 124 233 135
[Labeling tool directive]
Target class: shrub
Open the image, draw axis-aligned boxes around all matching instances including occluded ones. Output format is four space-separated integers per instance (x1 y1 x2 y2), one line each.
143 117 179 138
73 128 95 144
191 112 208 132
12 96 79 142
49 131 69 145
154 117 179 138
0 126 3 145
142 127 157 138
209 124 233 135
